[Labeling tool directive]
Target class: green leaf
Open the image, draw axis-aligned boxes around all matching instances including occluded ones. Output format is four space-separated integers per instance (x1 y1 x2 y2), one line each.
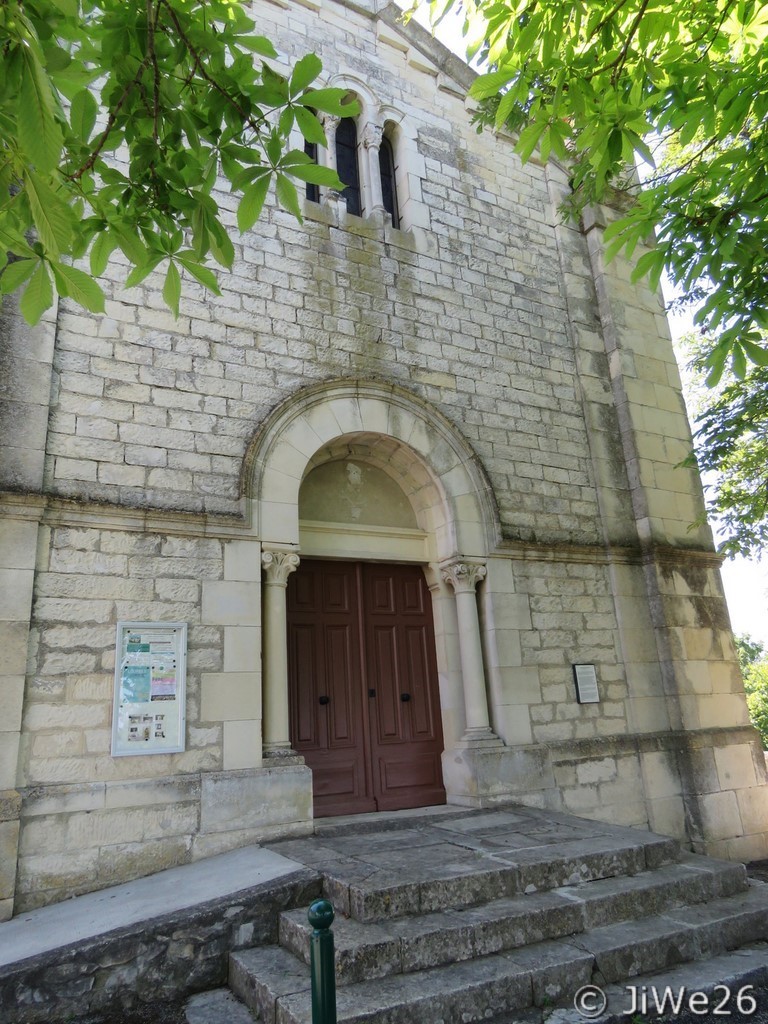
290 54 323 96
236 35 278 57
19 262 53 325
266 132 282 166
279 106 294 137
294 105 327 146
298 89 359 117
18 50 63 173
90 232 116 277
515 120 548 164
237 174 271 232
176 256 221 295
0 259 37 296
70 88 98 142
48 0 79 16
163 261 181 317
469 69 516 101
124 257 165 289
0 225 37 260
286 164 343 187
494 89 520 130
705 343 730 387
208 218 235 268
630 248 665 291
24 171 75 256
50 262 106 313
731 343 747 380
741 339 768 367
112 226 149 266
275 174 302 221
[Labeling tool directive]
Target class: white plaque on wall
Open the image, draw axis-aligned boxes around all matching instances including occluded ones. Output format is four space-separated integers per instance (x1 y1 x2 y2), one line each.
573 664 600 704
111 622 187 756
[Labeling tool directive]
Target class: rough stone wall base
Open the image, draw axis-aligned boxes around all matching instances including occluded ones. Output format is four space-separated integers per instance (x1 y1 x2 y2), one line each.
0 870 321 1024
453 728 768 858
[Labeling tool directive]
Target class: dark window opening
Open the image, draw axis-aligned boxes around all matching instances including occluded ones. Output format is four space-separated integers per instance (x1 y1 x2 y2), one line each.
336 118 361 216
304 139 320 204
379 136 400 229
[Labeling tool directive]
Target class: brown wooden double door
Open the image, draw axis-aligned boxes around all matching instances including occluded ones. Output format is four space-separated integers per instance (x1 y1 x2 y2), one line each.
287 560 446 817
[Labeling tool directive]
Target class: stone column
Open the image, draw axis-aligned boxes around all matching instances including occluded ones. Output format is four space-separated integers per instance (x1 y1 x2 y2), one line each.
261 549 300 758
322 115 340 171
442 559 500 746
362 123 386 216
317 115 342 206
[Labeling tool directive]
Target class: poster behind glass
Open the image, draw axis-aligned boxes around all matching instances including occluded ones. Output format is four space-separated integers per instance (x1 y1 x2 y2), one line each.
112 622 187 756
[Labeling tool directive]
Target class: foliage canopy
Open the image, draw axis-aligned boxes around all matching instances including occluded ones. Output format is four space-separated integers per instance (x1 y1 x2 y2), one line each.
422 0 768 385
736 634 768 749
0 0 354 322
681 329 768 558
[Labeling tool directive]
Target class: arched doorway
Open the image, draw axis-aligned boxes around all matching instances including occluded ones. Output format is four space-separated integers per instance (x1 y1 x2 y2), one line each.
246 380 501 812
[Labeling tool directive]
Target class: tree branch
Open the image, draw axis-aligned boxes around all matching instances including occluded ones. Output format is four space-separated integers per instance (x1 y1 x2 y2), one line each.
588 0 633 40
147 0 160 142
67 55 153 181
158 0 267 136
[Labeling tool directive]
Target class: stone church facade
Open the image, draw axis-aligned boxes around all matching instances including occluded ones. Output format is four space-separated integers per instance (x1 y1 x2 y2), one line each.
1 0 767 918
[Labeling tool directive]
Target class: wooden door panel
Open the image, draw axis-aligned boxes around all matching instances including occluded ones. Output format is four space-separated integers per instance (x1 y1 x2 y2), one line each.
369 624 402 741
379 752 443 791
313 758 362 797
404 625 440 739
290 623 319 746
370 575 396 613
363 563 446 810
291 569 315 609
325 624 356 745
323 568 354 613
402 577 425 614
287 560 375 817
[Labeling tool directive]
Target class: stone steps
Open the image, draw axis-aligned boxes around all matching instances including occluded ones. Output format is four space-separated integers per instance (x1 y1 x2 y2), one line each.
319 832 679 923
221 807 768 1024
276 856 747 985
230 885 768 1024
533 943 768 1023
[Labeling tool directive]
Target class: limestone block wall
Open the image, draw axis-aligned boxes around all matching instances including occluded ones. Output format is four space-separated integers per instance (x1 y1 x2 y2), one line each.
35 0 612 552
13 523 310 911
0 297 59 921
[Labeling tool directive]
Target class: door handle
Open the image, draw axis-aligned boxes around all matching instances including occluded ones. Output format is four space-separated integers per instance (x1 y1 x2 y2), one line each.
318 695 330 706
400 692 411 702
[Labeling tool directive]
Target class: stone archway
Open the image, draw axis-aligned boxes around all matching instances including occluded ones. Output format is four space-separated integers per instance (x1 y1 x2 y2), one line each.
244 379 504 803
244 379 500 557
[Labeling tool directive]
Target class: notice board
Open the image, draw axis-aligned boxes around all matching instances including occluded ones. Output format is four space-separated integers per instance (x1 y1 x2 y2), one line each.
111 622 187 756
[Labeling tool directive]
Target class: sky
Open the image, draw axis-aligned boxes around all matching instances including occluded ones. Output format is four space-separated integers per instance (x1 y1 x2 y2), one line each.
406 0 768 650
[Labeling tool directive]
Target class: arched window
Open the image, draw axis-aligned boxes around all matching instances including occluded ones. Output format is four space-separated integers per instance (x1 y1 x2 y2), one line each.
336 117 361 216
378 135 400 229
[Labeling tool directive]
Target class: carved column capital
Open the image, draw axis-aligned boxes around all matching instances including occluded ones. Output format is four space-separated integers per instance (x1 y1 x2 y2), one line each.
441 560 487 595
362 122 384 151
321 114 341 136
262 550 300 587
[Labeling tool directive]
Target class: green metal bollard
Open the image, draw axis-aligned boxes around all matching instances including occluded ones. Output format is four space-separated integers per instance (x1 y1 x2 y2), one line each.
308 898 337 1024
